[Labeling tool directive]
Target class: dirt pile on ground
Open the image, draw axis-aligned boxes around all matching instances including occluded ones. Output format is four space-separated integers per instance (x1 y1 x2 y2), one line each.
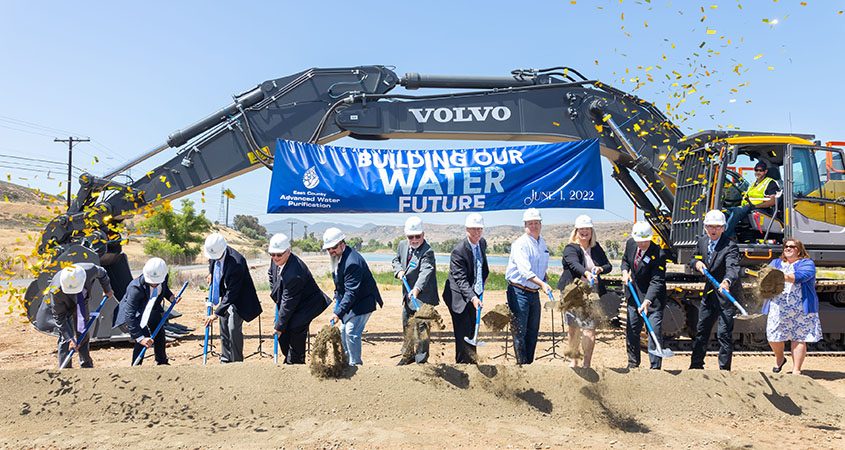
0 364 841 449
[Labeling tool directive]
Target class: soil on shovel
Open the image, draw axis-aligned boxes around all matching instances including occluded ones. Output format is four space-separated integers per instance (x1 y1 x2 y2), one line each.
482 304 512 332
310 325 347 378
756 266 785 300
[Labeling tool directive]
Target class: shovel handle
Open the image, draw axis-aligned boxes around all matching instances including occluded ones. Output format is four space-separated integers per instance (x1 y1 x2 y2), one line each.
400 275 421 310
134 281 189 366
626 281 669 357
273 302 280 364
701 269 749 316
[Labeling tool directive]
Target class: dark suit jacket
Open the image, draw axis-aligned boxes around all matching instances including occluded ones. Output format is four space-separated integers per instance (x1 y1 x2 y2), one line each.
443 237 490 315
688 235 743 301
268 253 330 332
117 274 174 340
50 263 112 341
333 246 383 322
209 246 262 322
558 243 613 296
392 239 439 307
619 239 666 310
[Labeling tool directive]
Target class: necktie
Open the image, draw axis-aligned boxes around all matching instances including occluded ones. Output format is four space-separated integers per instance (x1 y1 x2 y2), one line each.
634 248 643 271
210 260 222 305
707 240 716 265
406 247 413 270
76 292 88 333
140 286 159 328
473 245 483 295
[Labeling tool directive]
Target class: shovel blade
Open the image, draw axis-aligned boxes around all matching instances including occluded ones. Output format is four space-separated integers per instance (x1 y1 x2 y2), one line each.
649 348 674 358
463 336 486 347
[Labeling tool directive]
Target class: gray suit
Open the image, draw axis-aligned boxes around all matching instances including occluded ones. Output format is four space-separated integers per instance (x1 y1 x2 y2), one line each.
392 239 439 363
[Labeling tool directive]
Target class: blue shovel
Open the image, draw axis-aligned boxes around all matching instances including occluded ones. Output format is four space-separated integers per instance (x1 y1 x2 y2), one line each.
401 261 422 310
701 268 749 316
273 302 280 364
59 295 110 369
463 292 485 347
202 298 213 365
626 281 674 358
133 281 189 366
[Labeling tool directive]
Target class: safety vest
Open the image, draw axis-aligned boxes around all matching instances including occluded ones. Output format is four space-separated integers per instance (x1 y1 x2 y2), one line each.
742 177 776 206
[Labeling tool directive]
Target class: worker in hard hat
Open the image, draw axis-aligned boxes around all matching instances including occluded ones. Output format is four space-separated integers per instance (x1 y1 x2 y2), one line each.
559 214 613 369
323 227 383 366
49 263 114 368
443 212 489 364
392 216 439 365
689 210 743 371
724 161 780 239
203 232 263 363
267 233 331 364
117 257 180 366
505 208 552 365
620 222 667 369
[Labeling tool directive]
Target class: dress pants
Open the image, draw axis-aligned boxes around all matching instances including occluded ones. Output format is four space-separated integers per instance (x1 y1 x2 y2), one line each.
57 320 92 368
131 310 168 365
690 295 735 370
626 305 664 369
219 307 245 363
507 285 541 365
449 301 478 364
279 324 309 364
400 304 430 363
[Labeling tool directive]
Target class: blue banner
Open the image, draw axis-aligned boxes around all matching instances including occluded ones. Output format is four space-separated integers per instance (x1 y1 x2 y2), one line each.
266 139 603 214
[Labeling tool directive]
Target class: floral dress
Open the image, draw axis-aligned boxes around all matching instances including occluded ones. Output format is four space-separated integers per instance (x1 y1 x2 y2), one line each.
765 261 822 342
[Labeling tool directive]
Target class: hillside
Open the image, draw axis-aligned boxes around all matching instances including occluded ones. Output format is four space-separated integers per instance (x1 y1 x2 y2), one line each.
0 181 62 229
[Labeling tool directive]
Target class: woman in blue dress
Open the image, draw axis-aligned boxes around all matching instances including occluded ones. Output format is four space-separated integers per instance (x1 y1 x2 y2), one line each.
764 239 822 375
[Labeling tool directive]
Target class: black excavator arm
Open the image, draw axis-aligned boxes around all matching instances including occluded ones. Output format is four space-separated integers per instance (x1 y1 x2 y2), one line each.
29 65 689 341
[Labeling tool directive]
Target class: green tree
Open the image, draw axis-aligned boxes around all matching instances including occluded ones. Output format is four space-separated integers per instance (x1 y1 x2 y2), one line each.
291 232 322 252
346 236 363 250
140 199 211 264
604 239 621 259
233 214 267 241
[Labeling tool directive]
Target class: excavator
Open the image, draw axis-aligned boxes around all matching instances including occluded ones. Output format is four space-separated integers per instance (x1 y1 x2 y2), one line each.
24 65 845 349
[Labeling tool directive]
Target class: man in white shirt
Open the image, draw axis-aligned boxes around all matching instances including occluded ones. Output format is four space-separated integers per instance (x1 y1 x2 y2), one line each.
505 208 552 364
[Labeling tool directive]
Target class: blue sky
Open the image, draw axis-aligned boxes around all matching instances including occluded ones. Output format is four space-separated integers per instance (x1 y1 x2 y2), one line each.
2 1 843 228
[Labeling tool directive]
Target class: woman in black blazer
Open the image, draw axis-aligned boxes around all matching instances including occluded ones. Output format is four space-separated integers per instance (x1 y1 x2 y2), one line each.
557 215 612 368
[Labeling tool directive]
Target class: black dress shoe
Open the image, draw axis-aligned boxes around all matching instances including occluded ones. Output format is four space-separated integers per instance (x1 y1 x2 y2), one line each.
773 358 787 373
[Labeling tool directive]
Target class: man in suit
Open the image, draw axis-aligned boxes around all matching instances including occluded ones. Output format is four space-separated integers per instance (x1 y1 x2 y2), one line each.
268 233 331 364
689 209 743 370
118 257 178 366
324 227 383 366
392 216 439 365
443 213 490 364
203 232 263 363
620 222 667 369
50 263 114 368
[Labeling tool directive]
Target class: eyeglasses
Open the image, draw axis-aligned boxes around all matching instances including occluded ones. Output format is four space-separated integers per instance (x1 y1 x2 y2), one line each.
406 234 423 240
784 244 797 249
754 168 767 173
327 242 342 251
269 252 286 257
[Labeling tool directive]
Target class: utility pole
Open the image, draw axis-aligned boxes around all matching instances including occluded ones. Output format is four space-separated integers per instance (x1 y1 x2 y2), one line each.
288 220 295 238
303 225 308 239
54 136 90 208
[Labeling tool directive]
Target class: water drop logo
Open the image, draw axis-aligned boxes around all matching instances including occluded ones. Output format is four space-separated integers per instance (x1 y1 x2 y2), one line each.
302 167 319 189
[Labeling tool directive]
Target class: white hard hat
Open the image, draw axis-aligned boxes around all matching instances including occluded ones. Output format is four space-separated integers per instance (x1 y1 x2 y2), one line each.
575 214 594 229
268 233 291 254
204 233 228 260
59 265 86 295
522 208 542 222
465 213 485 228
404 216 424 235
322 227 346 250
143 257 168 284
631 222 653 242
703 209 727 226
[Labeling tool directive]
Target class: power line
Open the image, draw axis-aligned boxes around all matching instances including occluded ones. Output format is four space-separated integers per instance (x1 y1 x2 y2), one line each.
0 153 84 171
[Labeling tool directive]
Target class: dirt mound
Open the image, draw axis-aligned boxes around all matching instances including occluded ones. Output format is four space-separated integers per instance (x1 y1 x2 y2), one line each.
0 364 841 448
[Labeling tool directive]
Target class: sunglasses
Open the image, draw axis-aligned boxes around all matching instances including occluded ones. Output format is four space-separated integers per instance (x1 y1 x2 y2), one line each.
784 244 797 249
754 169 767 173
327 243 342 251
406 234 423 240
269 252 286 257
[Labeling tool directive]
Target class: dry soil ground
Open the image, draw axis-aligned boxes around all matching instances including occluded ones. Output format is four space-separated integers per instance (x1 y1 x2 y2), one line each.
0 256 843 449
